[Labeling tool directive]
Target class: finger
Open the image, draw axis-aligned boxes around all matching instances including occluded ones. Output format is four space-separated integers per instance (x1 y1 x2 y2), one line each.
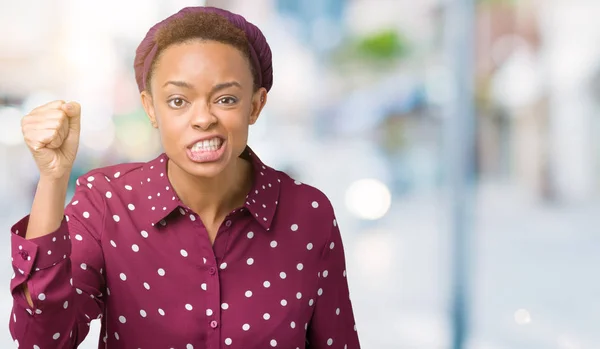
25 129 58 151
22 125 61 142
60 101 81 118
61 101 81 134
30 100 65 114
41 116 69 149
47 125 67 149
22 114 67 149
22 110 67 131
25 109 67 123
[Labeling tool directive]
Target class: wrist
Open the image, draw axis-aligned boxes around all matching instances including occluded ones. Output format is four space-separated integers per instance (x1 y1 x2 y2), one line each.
39 172 71 186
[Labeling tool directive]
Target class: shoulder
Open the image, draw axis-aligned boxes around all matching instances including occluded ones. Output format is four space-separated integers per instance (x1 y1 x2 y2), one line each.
270 169 340 253
275 169 336 221
78 161 146 186
65 158 155 234
277 171 330 204
68 156 159 207
74 153 164 193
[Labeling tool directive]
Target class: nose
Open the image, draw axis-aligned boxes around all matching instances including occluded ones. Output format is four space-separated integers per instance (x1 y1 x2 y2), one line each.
191 104 218 130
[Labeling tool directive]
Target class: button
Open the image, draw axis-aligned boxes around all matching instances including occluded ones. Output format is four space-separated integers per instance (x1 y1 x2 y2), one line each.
19 251 29 261
225 220 232 227
209 267 217 275
210 320 218 328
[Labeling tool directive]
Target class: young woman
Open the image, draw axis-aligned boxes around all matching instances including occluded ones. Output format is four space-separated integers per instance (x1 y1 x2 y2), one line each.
10 6 360 348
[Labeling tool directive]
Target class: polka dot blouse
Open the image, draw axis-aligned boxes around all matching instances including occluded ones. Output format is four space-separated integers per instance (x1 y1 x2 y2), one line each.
9 147 360 348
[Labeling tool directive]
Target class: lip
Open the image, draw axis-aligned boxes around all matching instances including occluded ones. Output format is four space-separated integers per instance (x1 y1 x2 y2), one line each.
186 135 225 148
186 138 227 163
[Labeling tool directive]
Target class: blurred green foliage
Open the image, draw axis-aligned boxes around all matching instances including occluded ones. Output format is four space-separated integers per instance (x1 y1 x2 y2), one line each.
330 28 410 68
355 29 408 60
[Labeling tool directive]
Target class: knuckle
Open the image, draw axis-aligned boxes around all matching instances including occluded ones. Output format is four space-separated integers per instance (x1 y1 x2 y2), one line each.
21 114 32 126
24 135 37 148
52 119 62 130
32 100 64 112
21 124 32 135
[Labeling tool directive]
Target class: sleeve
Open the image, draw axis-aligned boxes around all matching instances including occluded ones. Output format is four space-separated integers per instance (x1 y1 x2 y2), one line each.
306 215 361 348
8 175 107 348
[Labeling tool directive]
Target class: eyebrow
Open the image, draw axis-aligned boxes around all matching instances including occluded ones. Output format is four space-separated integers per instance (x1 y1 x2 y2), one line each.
162 80 195 89
162 80 242 94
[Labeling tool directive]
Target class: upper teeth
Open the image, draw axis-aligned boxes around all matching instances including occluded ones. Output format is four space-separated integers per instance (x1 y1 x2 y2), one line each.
192 138 222 151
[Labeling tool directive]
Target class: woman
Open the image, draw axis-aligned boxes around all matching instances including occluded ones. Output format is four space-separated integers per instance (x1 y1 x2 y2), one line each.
9 6 360 349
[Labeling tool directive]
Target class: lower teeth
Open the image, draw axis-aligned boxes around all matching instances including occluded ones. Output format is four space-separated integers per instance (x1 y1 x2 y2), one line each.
193 145 220 152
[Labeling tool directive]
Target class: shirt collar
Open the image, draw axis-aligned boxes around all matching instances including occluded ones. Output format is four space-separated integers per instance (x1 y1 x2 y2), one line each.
241 147 280 231
140 146 280 231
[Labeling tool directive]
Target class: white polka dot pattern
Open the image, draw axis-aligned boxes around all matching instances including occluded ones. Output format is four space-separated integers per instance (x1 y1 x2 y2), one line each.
7 149 360 348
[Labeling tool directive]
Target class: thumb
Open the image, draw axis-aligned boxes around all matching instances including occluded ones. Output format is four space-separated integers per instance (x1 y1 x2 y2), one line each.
61 101 81 132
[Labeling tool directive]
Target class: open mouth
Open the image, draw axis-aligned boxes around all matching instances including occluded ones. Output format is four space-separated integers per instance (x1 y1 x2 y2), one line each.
190 137 224 153
186 136 227 163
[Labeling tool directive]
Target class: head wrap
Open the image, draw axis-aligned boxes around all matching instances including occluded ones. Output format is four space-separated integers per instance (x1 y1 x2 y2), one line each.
134 6 273 93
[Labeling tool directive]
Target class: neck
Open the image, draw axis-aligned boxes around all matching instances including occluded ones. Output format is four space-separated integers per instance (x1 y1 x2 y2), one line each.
167 156 253 225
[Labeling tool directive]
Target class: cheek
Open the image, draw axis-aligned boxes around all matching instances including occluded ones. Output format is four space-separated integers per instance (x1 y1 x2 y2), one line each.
155 113 183 140
156 106 186 127
227 116 251 136
218 107 251 129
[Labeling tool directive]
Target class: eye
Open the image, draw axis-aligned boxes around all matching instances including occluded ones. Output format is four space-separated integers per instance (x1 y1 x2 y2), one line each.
216 96 237 105
167 98 188 109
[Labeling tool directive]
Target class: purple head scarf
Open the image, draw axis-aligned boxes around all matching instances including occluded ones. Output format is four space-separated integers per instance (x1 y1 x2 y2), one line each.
134 6 273 93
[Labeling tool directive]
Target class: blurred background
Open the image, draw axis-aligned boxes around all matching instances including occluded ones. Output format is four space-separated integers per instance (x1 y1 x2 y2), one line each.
1 0 599 348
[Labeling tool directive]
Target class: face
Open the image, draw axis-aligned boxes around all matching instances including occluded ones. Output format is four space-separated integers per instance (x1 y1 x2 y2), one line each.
141 40 267 179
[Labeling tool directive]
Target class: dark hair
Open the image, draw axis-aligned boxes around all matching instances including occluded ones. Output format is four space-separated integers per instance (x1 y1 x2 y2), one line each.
146 11 259 93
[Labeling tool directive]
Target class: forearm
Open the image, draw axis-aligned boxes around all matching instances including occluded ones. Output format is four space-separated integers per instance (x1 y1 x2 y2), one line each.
26 175 70 240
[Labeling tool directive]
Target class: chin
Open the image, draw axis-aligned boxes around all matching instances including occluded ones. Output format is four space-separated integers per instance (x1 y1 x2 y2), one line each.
183 161 229 179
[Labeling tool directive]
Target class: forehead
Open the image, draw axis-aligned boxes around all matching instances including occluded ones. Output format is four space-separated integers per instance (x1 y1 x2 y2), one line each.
152 40 252 88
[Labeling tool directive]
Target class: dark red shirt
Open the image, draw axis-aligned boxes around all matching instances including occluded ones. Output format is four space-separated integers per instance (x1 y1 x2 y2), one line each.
9 147 360 348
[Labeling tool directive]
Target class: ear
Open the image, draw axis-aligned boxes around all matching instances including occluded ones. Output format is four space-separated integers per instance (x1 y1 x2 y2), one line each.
249 88 268 125
141 91 158 128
